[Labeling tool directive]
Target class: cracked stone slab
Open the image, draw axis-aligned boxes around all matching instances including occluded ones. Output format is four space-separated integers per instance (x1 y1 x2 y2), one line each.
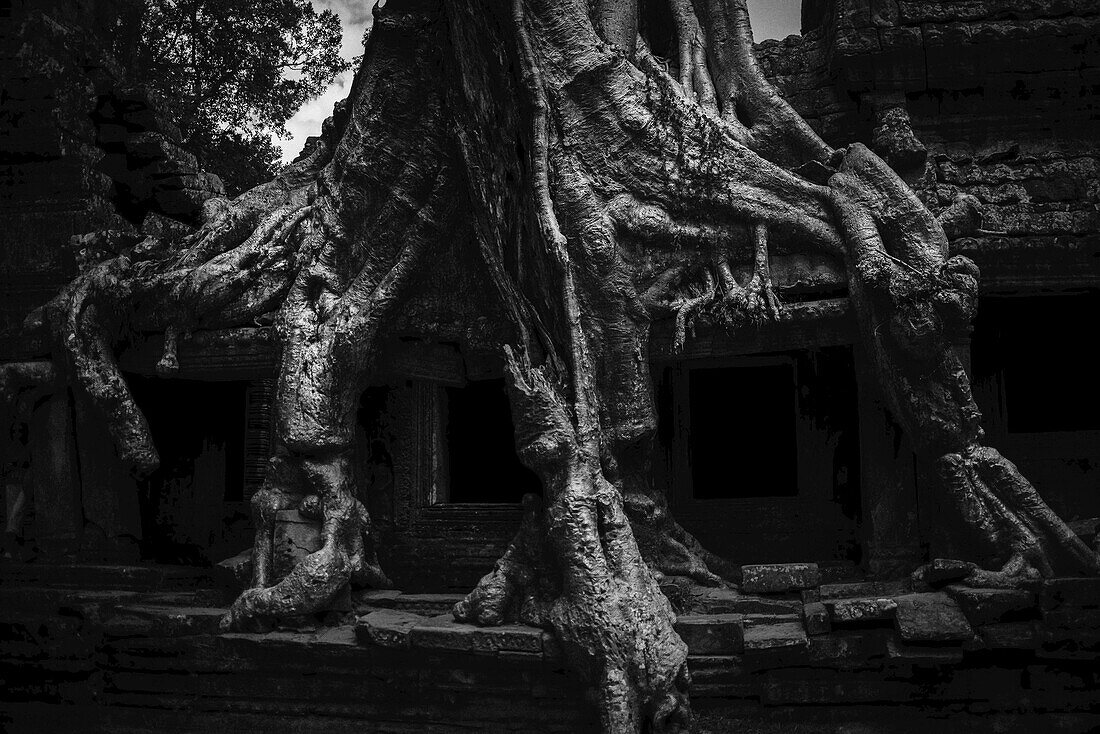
355 609 426 648
740 563 821 594
894 593 974 643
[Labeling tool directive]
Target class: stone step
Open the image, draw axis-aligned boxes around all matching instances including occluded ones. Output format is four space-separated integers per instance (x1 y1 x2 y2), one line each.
105 605 226 639
743 621 809 652
0 562 214 592
740 563 820 594
356 610 555 660
893 592 974 643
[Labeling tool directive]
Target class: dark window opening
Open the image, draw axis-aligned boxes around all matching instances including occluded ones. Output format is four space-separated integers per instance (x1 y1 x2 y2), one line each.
972 293 1100 433
444 379 542 503
688 362 798 499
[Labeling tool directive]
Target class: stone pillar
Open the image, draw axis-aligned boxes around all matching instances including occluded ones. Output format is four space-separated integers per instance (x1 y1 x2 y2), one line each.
855 348 924 578
30 391 83 557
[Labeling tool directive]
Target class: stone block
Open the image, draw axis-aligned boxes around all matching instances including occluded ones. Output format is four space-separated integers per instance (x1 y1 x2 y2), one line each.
946 585 1036 625
740 563 820 594
409 614 478 651
979 622 1039 650
1040 578 1100 610
393 593 467 617
691 588 802 615
743 621 808 652
894 593 974 643
827 597 898 624
923 558 973 585
272 510 322 581
802 601 831 636
674 614 745 655
819 580 909 600
355 609 425 649
471 624 544 654
105 605 224 638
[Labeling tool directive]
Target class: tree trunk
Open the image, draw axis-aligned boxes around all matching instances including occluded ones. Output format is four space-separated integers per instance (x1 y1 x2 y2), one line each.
35 0 1100 729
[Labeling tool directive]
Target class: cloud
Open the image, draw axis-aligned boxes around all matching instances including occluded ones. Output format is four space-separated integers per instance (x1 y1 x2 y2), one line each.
279 0 801 163
279 0 374 163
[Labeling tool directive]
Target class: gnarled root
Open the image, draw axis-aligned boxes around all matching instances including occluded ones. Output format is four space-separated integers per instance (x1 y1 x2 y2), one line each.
930 447 1100 585
455 347 691 732
221 451 390 631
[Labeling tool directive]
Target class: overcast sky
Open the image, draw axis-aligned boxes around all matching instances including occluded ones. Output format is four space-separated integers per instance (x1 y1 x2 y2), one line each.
279 0 802 163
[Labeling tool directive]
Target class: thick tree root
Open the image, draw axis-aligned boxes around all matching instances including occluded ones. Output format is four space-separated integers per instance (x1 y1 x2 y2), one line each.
455 347 691 732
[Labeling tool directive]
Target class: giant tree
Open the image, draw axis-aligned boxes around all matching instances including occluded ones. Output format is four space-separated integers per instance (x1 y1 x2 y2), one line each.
35 0 1100 730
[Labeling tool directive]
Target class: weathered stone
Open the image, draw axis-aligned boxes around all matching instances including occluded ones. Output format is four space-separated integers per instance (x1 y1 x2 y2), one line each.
819 580 909 601
272 510 322 582
409 614 478 651
105 605 224 638
802 601 831 636
827 597 898 624
743 621 808 651
740 563 820 594
807 629 892 665
946 585 1036 625
674 614 745 655
692 588 802 615
979 622 1039 650
471 624 544 654
922 558 973 585
800 588 821 604
392 593 467 617
894 593 974 643
1040 578 1100 610
355 609 425 649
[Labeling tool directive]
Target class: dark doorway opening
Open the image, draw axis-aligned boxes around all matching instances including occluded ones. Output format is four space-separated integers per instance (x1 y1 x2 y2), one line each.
688 362 798 499
128 375 247 564
444 379 542 503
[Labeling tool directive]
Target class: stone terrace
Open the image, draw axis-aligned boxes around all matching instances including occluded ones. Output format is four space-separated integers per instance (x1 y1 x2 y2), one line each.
2 561 1098 733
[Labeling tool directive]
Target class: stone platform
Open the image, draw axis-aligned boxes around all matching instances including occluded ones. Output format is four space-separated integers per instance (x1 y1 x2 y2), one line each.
1 561 1099 733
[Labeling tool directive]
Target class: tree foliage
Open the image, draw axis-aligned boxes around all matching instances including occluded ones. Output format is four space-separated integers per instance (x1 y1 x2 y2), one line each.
135 0 349 193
